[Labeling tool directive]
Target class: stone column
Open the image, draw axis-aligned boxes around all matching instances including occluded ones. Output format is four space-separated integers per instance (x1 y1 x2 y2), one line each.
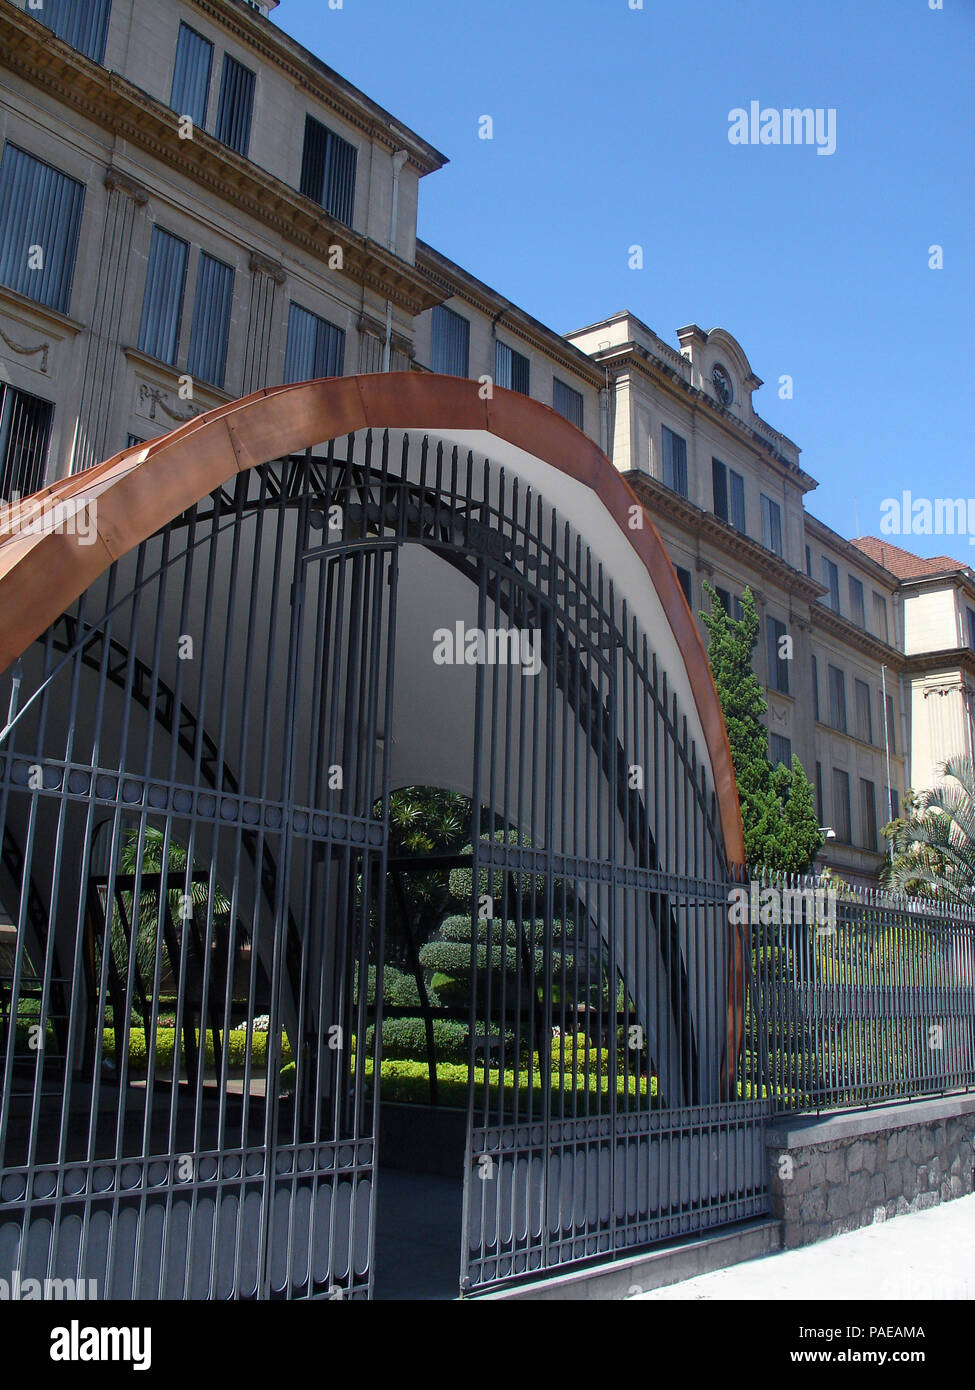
241 252 286 394
71 167 149 473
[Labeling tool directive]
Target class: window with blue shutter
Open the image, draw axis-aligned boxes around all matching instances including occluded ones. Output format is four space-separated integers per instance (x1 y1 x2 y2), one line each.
33 0 112 64
553 378 584 429
661 425 687 497
430 305 470 376
299 116 357 228
761 494 783 556
0 385 53 501
138 227 189 366
0 146 85 315
729 469 746 533
495 341 530 395
284 303 345 383
767 616 790 694
187 253 234 389
769 734 792 769
170 23 213 128
215 55 256 157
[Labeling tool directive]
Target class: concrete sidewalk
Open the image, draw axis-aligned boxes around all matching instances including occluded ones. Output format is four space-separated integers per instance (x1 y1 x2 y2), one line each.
631 1195 975 1300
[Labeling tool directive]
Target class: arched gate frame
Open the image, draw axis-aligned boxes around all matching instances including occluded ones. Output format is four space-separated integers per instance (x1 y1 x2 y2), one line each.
0 377 768 1299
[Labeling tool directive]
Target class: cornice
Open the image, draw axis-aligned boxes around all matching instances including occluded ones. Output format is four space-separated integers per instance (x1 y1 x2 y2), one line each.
0 282 85 338
804 513 902 591
904 647 975 680
625 470 824 604
1 6 445 317
810 602 906 670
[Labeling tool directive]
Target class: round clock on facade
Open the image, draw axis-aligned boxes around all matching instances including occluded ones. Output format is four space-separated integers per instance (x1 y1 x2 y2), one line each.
712 363 733 406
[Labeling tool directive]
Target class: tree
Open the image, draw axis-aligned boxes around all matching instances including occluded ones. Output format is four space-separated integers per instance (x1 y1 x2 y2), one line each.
700 583 821 872
881 757 975 906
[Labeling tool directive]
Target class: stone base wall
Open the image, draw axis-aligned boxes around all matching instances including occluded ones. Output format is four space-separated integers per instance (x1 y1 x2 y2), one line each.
766 1095 975 1248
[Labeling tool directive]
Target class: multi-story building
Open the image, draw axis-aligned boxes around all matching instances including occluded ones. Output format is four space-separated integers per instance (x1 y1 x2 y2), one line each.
0 0 966 884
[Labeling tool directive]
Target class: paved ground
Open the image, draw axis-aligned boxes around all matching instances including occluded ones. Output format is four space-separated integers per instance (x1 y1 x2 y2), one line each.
373 1170 464 1300
631 1196 975 1300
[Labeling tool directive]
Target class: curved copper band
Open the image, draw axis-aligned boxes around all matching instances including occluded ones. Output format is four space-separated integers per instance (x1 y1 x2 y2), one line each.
0 373 745 872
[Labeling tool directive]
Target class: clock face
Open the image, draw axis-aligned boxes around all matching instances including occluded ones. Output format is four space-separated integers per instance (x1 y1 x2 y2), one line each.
712 364 733 407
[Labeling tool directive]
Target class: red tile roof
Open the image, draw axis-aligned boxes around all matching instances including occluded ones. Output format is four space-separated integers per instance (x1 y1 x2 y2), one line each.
850 536 969 580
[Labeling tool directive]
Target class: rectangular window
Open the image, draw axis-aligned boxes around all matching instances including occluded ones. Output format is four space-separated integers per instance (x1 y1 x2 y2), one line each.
662 425 688 497
215 55 255 157
0 145 85 315
849 575 865 628
299 115 357 227
812 654 820 721
430 304 470 377
805 545 812 577
873 591 889 642
731 595 744 622
284 302 345 383
729 469 746 533
33 0 112 64
138 226 189 366
854 678 873 743
761 494 783 556
712 458 728 521
767 616 790 694
860 778 878 850
126 434 146 448
714 587 732 616
815 762 824 825
187 252 234 389
553 378 584 429
888 786 899 822
828 664 847 733
822 557 840 613
712 458 745 532
769 734 792 768
832 768 852 843
884 692 896 754
495 340 529 395
0 385 53 500
170 23 213 128
968 608 975 651
674 566 692 607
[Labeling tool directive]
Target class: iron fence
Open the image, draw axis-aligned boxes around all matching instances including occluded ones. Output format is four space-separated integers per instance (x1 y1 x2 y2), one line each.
746 870 975 1113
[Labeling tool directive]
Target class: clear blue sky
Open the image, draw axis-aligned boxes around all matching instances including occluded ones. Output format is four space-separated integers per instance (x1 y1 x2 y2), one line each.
276 0 973 555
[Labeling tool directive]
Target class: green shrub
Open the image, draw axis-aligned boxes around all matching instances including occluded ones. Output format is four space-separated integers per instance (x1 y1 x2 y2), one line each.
382 966 423 1007
366 1016 469 1064
447 832 562 907
106 1026 294 1073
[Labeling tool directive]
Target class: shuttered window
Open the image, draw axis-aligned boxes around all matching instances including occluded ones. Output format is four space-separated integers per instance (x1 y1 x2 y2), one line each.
767 616 790 694
769 735 792 769
661 425 687 497
729 469 746 533
0 145 85 315
186 252 234 389
849 575 865 627
284 303 345 383
761 494 783 556
34 0 112 64
553 378 584 429
832 769 852 843
0 385 53 500
828 664 847 733
215 55 255 157
430 304 470 376
861 779 878 850
138 226 189 366
170 23 213 128
854 678 873 744
299 116 358 228
495 340 530 395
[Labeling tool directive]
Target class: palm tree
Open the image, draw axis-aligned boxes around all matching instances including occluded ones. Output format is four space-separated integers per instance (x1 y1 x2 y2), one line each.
882 757 975 906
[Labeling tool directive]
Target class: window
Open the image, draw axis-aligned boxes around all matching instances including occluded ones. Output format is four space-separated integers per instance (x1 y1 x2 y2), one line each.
860 778 878 850
674 566 692 607
968 608 975 651
284 303 345 383
812 655 820 721
828 664 847 733
138 227 189 366
187 252 234 389
761 494 782 556
495 341 529 395
714 587 732 616
215 55 255 157
712 459 746 532
822 558 840 613
553 379 584 429
849 575 865 628
884 692 896 754
430 305 470 377
887 786 899 822
832 768 852 843
769 734 792 768
0 146 85 315
815 762 824 825
805 545 812 578
854 678 873 744
873 591 889 643
662 426 687 497
126 434 146 448
767 617 790 694
299 116 357 227
170 23 213 128
0 385 53 500
33 0 112 64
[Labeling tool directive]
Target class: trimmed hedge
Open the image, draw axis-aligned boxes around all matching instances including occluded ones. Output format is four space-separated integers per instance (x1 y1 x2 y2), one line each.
104 1027 294 1073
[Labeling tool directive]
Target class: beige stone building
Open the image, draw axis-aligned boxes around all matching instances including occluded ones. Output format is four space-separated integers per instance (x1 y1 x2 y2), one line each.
1 0 967 884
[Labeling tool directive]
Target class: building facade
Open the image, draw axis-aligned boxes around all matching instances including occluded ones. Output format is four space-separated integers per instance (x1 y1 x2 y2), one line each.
0 0 969 883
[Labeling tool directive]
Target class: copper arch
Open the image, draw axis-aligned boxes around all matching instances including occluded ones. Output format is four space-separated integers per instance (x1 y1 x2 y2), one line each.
0 372 744 869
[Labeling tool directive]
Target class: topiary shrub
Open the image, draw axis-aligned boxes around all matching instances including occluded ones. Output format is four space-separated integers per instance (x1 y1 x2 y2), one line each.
447 831 563 909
